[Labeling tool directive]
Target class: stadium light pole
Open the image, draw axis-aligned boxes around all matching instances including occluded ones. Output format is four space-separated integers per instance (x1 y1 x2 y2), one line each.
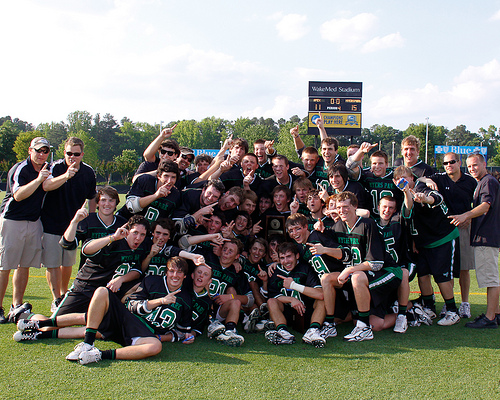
391 141 395 166
425 117 429 164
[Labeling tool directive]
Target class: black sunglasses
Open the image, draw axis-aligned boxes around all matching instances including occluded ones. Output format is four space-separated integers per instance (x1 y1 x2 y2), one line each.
160 149 176 156
443 160 457 166
66 151 82 157
35 148 50 154
181 154 194 161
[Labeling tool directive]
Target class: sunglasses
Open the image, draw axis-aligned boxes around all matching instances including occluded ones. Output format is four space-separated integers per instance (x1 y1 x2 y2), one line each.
181 154 194 162
34 148 50 154
160 149 176 156
66 151 82 157
443 160 457 166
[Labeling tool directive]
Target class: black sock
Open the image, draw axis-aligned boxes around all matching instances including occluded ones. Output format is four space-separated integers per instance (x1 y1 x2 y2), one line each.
398 305 408 315
84 328 97 345
225 322 236 331
423 295 435 308
358 311 370 326
39 330 59 339
277 324 287 331
325 315 335 324
38 318 57 328
444 298 457 313
309 322 321 330
101 350 115 360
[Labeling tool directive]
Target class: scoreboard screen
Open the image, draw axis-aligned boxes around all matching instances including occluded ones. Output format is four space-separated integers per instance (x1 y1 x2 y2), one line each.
307 81 362 136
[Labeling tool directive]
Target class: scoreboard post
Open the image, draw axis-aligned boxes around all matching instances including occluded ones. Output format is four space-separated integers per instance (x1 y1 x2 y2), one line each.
307 81 362 137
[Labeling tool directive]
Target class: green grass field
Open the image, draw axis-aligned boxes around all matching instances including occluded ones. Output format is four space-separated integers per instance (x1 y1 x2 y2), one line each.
1 194 500 399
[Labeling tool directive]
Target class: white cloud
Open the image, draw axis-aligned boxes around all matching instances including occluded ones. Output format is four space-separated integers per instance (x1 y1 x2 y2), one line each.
490 9 500 20
320 13 378 50
276 14 309 41
361 32 405 53
366 60 500 131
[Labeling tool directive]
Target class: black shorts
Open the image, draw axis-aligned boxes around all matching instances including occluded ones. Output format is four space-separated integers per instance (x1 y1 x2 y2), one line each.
417 239 460 283
98 289 156 346
366 267 402 319
53 289 94 317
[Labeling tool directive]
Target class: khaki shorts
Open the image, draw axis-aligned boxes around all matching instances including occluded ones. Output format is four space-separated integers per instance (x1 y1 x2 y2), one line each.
0 217 42 270
41 233 77 268
474 246 500 288
459 225 475 271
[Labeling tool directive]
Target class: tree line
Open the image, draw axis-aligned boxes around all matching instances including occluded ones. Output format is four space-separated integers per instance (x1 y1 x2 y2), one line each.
1 112 499 184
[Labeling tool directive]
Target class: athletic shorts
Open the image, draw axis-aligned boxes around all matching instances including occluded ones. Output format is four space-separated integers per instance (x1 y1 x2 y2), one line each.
417 239 460 283
42 233 77 268
474 246 500 288
98 289 156 346
0 218 42 270
366 267 402 319
459 225 475 271
52 288 94 317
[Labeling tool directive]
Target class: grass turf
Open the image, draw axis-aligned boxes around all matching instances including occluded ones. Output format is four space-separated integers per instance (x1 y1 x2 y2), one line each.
1 193 500 399
1 270 500 399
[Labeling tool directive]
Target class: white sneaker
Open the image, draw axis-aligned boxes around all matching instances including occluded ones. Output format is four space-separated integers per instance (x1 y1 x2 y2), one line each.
216 329 244 347
13 330 42 342
243 308 261 333
458 302 471 318
17 319 40 332
412 303 432 326
319 322 337 338
302 327 326 348
207 319 225 339
393 314 408 333
66 342 94 361
265 329 295 345
343 321 374 342
255 319 275 332
422 306 437 320
437 310 460 326
79 348 102 365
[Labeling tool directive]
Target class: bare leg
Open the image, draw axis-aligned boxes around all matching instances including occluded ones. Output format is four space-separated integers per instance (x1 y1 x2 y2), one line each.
60 265 73 296
459 270 470 303
12 267 30 306
114 337 162 360
351 271 370 312
485 286 500 320
268 298 286 327
46 268 61 301
218 299 242 325
0 270 11 308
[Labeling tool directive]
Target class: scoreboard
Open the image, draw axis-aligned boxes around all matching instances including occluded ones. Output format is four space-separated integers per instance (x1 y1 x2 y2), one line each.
307 81 362 136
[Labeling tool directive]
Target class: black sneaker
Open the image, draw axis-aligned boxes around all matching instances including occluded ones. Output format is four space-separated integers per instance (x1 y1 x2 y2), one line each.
465 314 498 329
0 307 7 324
7 302 32 324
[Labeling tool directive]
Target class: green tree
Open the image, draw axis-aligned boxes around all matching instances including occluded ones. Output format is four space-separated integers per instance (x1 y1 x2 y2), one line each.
404 123 448 166
67 111 92 133
0 120 20 164
13 131 44 161
113 149 140 184
37 121 68 150
171 120 198 149
446 125 479 146
197 117 228 149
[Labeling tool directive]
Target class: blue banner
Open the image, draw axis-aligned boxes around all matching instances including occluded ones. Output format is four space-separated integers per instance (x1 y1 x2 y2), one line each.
193 149 220 158
434 145 487 156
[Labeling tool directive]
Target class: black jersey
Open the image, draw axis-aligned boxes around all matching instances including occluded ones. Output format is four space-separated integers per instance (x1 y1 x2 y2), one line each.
191 287 212 335
426 172 476 215
41 159 96 235
120 174 181 222
126 275 192 335
376 215 410 266
143 242 182 277
73 238 148 292
471 173 500 247
404 182 459 249
240 256 265 283
296 150 345 190
198 248 251 296
296 230 349 276
358 168 403 216
74 213 127 268
267 262 321 305
171 188 203 220
328 180 371 210
1 158 47 221
256 160 274 179
394 158 434 178
334 217 390 270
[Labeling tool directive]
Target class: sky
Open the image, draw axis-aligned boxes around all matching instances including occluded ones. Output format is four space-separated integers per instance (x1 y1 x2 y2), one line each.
1 0 500 133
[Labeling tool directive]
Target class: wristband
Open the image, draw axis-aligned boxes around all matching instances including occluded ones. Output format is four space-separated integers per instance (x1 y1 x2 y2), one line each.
108 235 115 245
289 281 306 293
